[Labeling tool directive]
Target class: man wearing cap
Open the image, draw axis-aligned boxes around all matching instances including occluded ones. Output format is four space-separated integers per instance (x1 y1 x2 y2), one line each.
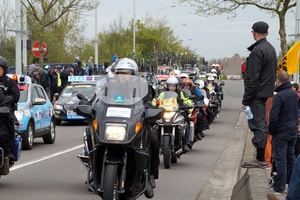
40 65 52 98
241 21 277 169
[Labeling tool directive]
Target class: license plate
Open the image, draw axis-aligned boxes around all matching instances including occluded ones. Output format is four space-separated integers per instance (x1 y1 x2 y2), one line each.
67 110 76 115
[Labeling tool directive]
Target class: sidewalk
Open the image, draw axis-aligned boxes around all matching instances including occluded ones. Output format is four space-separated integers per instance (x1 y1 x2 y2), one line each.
239 124 287 200
196 112 287 200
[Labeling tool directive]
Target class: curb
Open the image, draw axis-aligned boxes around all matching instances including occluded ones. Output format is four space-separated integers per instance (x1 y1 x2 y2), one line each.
196 112 249 199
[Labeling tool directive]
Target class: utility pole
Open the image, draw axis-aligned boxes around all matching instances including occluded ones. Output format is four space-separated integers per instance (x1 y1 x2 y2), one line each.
22 0 28 72
293 0 300 83
94 0 99 71
15 0 22 75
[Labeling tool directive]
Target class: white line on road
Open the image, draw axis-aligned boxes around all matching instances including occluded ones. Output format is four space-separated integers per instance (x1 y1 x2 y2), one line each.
11 144 84 171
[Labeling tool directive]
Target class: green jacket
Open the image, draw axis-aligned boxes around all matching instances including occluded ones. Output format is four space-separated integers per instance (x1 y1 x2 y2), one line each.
152 90 193 106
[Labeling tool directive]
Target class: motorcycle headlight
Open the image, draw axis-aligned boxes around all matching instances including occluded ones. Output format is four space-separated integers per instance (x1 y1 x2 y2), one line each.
54 104 64 110
163 112 176 123
105 123 127 141
14 110 23 121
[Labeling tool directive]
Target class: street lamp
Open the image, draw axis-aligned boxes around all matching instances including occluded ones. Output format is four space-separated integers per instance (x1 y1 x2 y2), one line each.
172 24 187 31
133 0 136 58
156 5 176 19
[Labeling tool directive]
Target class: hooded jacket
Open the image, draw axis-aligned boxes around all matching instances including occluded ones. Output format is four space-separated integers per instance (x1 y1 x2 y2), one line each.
268 82 298 137
242 38 277 105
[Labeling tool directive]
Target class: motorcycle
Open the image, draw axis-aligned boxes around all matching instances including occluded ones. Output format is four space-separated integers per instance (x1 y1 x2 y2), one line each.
0 96 22 177
155 91 193 169
76 74 164 200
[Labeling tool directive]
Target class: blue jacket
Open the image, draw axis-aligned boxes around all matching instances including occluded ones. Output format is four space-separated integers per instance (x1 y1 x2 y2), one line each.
269 82 298 138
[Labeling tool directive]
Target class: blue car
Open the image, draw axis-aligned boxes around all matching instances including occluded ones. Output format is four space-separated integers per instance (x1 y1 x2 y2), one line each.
7 74 56 150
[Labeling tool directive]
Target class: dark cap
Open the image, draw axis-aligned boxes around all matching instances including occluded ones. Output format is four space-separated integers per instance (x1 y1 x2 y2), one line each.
252 21 269 34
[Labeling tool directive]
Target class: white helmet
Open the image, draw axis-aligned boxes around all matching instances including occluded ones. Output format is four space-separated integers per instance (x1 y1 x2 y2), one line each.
195 79 205 89
179 73 189 79
114 58 138 75
166 76 179 88
211 69 217 74
212 73 217 78
207 75 214 81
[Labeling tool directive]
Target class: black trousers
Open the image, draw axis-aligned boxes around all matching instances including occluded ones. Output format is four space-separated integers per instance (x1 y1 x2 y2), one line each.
0 124 10 156
149 128 160 179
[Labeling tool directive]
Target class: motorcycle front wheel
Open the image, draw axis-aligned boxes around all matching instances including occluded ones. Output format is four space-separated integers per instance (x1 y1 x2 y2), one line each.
102 164 120 200
162 136 171 169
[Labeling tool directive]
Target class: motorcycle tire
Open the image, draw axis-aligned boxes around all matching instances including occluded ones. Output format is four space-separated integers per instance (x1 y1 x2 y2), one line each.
162 136 171 169
102 164 120 200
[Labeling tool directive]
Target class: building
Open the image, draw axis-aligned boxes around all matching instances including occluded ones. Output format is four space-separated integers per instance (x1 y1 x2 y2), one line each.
222 54 245 80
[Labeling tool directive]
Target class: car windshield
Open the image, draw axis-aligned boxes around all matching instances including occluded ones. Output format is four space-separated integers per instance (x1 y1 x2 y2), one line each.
157 69 172 75
61 84 95 98
139 73 155 82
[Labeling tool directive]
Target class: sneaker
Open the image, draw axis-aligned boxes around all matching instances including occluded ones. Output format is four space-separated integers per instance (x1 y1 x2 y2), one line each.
269 188 282 195
266 193 281 200
241 159 267 169
183 144 190 152
1 156 10 175
149 175 156 189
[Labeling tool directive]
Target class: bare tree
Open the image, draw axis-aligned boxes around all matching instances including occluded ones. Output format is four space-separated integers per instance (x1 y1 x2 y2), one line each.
177 0 296 56
22 0 98 67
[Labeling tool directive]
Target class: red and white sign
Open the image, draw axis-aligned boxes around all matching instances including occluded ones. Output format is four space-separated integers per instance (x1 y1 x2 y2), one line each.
32 41 48 58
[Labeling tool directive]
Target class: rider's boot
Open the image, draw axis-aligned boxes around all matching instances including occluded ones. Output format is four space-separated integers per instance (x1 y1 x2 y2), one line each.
1 156 10 175
144 182 154 198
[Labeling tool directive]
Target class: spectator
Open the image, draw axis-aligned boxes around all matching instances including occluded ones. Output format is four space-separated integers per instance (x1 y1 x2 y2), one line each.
27 61 38 77
31 70 40 84
267 154 300 200
60 65 69 89
241 21 277 169
87 56 93 76
268 71 298 194
82 58 87 75
40 65 52 98
103 59 109 74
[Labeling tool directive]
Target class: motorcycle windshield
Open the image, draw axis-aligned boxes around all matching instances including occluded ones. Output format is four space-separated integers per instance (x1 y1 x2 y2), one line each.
158 91 179 111
95 74 149 105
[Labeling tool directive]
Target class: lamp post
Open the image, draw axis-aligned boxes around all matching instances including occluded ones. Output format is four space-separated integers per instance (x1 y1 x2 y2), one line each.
133 0 136 58
156 5 176 19
172 24 187 31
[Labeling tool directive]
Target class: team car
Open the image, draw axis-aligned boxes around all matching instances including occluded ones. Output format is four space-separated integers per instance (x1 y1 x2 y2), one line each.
7 74 56 150
54 76 97 125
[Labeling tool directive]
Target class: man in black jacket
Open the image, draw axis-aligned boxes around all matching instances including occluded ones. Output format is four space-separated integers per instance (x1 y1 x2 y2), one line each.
268 71 299 194
241 21 277 169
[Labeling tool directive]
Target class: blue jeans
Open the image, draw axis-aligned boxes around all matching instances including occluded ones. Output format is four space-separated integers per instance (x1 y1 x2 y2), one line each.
183 121 190 144
272 135 296 193
286 155 300 200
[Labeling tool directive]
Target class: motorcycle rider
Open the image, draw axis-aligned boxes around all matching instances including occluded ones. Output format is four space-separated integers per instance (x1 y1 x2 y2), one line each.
154 76 193 152
0 56 20 175
80 58 157 198
182 78 205 139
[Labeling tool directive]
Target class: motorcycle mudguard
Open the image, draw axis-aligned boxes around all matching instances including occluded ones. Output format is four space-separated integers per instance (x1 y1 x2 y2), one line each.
14 135 22 161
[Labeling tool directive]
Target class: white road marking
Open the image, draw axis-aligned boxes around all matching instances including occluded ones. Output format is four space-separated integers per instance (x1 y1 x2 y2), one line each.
11 144 84 171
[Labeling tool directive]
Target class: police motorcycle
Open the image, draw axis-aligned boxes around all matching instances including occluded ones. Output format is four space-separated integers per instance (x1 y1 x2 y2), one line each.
0 96 22 177
76 74 164 200
154 91 193 169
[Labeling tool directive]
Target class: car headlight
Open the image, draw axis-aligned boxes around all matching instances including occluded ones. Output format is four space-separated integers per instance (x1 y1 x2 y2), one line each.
14 110 23 121
105 123 126 141
54 104 64 110
163 112 176 123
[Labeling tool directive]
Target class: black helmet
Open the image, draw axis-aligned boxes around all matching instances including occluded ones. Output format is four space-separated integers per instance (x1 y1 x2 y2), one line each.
0 57 9 75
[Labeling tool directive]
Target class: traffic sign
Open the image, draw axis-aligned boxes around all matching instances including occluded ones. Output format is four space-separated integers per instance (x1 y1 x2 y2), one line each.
32 41 48 58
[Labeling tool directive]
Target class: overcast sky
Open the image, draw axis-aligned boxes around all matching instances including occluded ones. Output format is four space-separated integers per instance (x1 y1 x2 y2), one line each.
83 0 296 61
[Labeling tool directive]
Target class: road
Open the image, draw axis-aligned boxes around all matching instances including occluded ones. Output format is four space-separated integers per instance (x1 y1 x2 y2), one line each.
0 80 244 200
